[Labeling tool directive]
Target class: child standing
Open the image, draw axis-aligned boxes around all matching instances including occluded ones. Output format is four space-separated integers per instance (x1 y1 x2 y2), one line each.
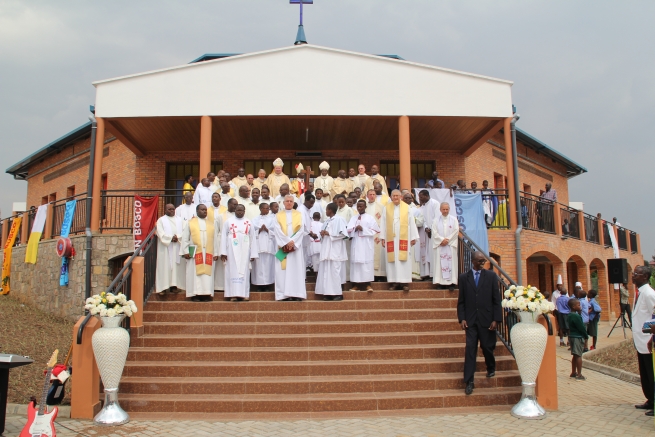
310 212 323 273
587 289 602 351
556 288 571 347
567 298 588 380
578 289 590 352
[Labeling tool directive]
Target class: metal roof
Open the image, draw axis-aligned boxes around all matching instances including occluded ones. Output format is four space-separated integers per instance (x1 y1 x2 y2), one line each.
6 121 92 179
515 128 588 178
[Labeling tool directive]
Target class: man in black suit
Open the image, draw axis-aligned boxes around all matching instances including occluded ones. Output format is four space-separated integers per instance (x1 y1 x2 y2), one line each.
457 251 503 395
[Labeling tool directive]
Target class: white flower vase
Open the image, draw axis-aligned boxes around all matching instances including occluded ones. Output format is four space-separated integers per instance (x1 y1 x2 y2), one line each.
509 310 548 420
92 315 130 425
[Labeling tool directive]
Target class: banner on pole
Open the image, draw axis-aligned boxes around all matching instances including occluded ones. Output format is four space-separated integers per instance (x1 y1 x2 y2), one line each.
1 217 23 294
25 204 48 264
133 195 159 252
453 192 489 256
59 200 77 286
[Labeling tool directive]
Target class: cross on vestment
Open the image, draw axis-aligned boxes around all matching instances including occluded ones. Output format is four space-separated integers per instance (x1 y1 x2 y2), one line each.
229 224 238 238
290 0 313 26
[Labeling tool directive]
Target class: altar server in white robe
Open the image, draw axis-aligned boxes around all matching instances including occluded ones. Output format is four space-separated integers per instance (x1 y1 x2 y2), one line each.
403 193 425 281
432 202 459 290
347 200 380 292
155 204 186 293
180 204 220 301
251 203 276 290
335 194 355 281
418 190 438 279
207 193 226 292
315 203 349 300
193 178 214 207
272 195 308 301
380 190 419 291
220 205 258 301
309 212 323 272
297 194 321 269
176 192 196 222
365 189 386 280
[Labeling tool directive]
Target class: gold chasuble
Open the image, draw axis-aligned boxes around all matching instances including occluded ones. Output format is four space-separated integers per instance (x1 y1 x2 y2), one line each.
189 218 215 275
385 202 409 262
207 205 227 222
276 210 302 270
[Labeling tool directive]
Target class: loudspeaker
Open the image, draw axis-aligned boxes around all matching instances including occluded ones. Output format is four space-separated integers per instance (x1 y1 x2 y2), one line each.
608 258 629 284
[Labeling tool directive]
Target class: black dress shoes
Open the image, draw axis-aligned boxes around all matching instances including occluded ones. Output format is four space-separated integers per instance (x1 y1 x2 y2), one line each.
486 370 495 378
332 295 344 301
465 381 474 395
635 402 653 410
646 410 654 417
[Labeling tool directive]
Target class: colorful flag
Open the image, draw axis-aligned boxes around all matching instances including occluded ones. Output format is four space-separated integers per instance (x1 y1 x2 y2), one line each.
59 200 77 286
25 205 48 264
0 217 22 295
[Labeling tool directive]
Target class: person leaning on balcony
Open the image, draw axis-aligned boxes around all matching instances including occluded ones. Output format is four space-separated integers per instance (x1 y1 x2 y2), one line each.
620 282 632 325
458 251 502 396
632 265 655 415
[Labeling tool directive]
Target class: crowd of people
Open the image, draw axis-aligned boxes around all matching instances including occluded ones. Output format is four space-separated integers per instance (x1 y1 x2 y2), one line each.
155 158 463 303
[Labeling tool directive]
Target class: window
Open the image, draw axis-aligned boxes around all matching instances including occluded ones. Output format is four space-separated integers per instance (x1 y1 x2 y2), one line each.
48 193 57 203
67 185 75 197
523 184 531 194
41 196 48 205
166 163 223 191
379 161 435 189
493 173 504 190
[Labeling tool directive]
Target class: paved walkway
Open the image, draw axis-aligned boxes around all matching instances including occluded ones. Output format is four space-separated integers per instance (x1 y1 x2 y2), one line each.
4 321 649 437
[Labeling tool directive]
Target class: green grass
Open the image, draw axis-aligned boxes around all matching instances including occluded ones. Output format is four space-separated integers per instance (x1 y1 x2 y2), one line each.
0 295 75 404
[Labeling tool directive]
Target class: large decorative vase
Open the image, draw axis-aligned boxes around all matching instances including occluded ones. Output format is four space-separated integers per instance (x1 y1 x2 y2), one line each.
509 311 548 419
92 315 130 425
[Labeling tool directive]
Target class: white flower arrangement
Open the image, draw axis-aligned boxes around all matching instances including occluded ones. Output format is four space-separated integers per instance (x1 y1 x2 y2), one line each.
84 291 138 318
501 285 555 313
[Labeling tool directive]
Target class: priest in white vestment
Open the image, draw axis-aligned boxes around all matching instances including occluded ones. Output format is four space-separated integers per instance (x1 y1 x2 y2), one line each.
418 190 438 279
193 178 214 207
380 190 419 291
309 212 323 272
206 193 226 292
180 205 220 301
155 204 186 293
259 186 273 206
231 168 248 189
235 185 252 206
176 192 196 222
265 158 292 198
314 161 334 202
218 183 233 207
251 203 276 290
404 193 425 281
246 188 262 220
347 200 380 292
220 205 258 301
253 169 268 190
272 195 308 301
315 203 348 300
364 165 388 196
335 195 355 281
274 183 298 208
365 189 387 280
432 202 460 290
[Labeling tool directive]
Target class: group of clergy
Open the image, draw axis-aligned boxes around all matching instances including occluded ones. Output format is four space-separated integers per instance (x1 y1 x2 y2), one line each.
155 158 460 302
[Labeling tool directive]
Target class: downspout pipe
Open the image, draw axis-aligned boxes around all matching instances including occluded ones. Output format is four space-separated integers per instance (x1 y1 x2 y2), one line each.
85 114 97 300
511 113 522 285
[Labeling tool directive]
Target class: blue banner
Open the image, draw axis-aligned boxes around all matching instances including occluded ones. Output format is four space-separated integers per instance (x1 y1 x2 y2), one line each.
59 200 77 286
453 192 489 256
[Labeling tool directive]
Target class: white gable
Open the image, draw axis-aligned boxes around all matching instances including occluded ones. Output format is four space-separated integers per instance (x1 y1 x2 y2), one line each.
94 45 513 118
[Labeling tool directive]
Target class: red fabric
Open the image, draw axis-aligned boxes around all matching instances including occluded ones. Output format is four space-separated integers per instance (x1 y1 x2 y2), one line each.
133 195 159 251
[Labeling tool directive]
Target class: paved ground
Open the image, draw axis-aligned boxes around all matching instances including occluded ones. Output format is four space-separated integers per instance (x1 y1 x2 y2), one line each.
5 321 650 437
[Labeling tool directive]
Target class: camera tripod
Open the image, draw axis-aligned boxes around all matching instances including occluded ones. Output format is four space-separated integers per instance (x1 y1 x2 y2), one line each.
607 308 632 338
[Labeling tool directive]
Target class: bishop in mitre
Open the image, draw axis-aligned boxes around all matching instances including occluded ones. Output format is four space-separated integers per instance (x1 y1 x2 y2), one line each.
220 204 258 301
264 158 292 198
380 190 419 291
314 161 334 202
272 195 308 301
155 204 186 293
432 202 459 290
180 204 220 302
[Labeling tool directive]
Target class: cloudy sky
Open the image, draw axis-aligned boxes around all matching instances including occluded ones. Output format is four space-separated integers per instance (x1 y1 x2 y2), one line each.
1 0 653 258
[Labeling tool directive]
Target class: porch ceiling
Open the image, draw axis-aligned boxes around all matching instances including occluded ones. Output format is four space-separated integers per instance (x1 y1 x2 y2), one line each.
106 115 504 155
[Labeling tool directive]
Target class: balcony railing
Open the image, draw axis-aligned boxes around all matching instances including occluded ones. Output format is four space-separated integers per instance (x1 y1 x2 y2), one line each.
452 188 510 230
630 231 638 254
583 213 600 244
520 192 555 234
617 227 628 251
101 189 185 232
52 193 88 237
560 206 580 239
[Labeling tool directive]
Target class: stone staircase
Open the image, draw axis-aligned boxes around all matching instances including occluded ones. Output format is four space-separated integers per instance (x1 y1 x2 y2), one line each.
120 282 521 415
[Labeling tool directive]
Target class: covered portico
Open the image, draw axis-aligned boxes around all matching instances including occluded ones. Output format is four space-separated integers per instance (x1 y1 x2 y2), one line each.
89 44 515 231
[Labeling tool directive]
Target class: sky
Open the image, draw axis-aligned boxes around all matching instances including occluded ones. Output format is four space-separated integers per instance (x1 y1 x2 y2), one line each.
1 0 653 259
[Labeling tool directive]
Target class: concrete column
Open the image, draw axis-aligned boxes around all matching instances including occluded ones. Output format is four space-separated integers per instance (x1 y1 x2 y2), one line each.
398 116 411 190
130 257 145 328
553 205 562 237
598 220 605 246
636 233 641 255
90 117 105 232
503 118 517 231
70 317 101 419
199 116 212 180
43 203 54 240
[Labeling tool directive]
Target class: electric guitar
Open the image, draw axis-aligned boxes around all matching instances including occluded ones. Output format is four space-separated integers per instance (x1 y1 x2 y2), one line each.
20 350 59 437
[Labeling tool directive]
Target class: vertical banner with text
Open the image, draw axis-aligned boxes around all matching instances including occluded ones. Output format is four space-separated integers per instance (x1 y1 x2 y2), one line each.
133 195 159 252
1 217 22 294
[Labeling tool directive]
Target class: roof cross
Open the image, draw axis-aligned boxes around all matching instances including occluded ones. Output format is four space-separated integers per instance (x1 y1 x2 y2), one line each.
290 0 312 45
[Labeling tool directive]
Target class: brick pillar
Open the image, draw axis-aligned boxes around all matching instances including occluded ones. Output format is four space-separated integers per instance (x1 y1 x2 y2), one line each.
503 118 517 231
199 116 212 180
398 116 411 191
577 211 586 241
20 212 29 245
43 203 54 240
90 117 105 232
70 317 101 419
553 205 562 237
